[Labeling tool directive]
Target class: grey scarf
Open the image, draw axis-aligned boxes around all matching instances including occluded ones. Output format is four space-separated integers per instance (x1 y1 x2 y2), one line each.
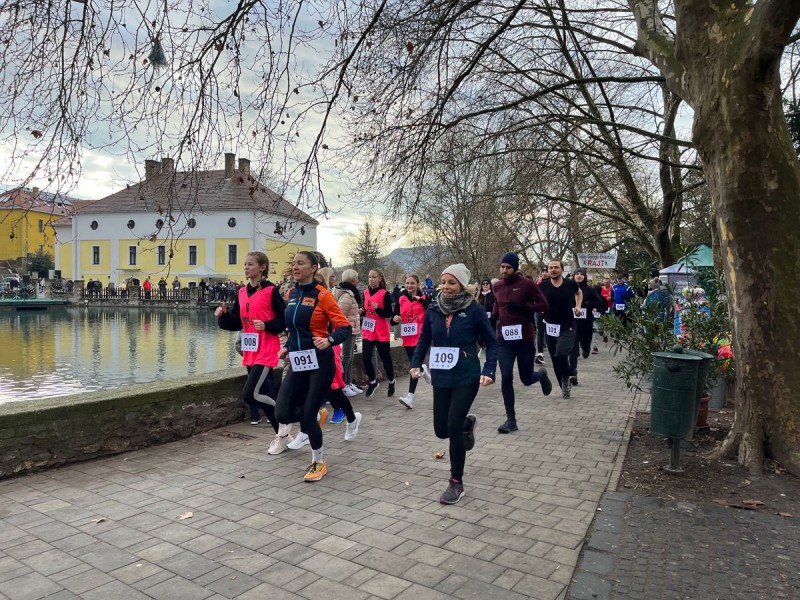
436 291 473 315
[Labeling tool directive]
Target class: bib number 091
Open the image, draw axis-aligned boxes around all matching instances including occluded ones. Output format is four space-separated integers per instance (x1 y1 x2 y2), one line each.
288 349 319 371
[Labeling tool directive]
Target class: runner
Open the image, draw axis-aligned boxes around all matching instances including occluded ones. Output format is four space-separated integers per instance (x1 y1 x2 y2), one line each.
611 273 635 324
361 269 396 398
334 269 363 398
410 263 497 504
538 260 583 399
392 273 430 409
215 252 288 446
568 268 605 386
535 268 549 364
491 252 552 434
275 251 352 481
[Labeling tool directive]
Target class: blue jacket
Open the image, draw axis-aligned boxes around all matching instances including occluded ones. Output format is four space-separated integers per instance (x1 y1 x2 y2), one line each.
611 283 635 306
411 299 498 388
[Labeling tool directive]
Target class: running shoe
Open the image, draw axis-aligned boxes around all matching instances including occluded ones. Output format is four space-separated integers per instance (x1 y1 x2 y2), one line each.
497 419 518 434
592 347 599 354
268 423 293 455
562 377 572 399
353 384 364 394
582 349 590 359
570 375 579 386
387 380 396 396
318 408 328 428
538 368 552 396
464 415 477 451
287 432 309 449
345 412 362 441
250 418 262 425
603 335 609 343
365 382 379 398
304 461 327 482
330 408 346 424
439 479 465 505
398 394 414 409
421 364 432 384
343 385 358 397
535 354 545 365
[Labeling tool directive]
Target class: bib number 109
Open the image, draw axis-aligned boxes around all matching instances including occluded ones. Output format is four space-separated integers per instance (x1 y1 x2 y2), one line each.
429 347 459 370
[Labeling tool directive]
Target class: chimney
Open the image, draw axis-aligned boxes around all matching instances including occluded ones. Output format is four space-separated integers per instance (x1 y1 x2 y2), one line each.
238 158 250 176
31 187 40 197
224 153 235 179
145 159 161 180
161 157 175 174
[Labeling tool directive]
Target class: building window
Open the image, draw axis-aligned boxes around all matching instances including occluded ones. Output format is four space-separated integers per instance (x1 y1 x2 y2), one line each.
227 217 236 228
157 245 166 265
92 246 100 265
38 219 44 233
187 218 196 228
90 220 98 230
129 246 137 266
127 219 135 230
188 245 197 266
227 244 237 265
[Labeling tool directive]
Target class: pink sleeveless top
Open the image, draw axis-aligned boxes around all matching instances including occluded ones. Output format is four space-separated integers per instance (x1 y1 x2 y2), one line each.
238 285 281 367
362 287 391 342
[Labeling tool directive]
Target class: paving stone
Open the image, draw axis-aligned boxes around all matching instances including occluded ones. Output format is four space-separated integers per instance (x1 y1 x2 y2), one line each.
0 571 63 600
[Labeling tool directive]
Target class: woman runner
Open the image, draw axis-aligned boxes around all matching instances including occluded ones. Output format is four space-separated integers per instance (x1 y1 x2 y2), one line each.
361 269 396 398
392 273 430 409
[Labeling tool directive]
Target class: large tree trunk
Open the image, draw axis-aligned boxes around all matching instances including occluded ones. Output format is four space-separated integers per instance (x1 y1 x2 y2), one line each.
673 3 800 473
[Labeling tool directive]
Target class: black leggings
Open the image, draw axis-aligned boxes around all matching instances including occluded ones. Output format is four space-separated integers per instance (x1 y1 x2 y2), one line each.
243 365 278 433
275 357 335 451
546 326 577 385
433 382 480 482
498 339 540 421
327 388 356 422
362 339 395 382
569 319 594 376
404 346 419 394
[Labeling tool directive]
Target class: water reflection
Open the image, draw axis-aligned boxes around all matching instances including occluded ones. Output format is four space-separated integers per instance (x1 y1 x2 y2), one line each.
0 308 241 403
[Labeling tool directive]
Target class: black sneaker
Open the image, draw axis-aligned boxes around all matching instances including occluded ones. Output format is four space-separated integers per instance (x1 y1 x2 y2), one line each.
582 349 590 359
366 382 379 398
497 419 518 434
439 479 465 505
538 368 552 396
464 415 477 451
570 375 578 386
387 380 395 396
535 354 545 365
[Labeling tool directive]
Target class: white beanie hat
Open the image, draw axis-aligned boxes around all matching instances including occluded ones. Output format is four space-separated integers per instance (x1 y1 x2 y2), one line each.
441 263 471 290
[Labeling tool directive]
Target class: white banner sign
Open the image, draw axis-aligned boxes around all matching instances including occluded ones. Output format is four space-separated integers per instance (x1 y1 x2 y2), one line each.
577 252 618 269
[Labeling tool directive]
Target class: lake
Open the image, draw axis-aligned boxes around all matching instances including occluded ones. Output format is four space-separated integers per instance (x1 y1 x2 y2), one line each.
0 307 242 403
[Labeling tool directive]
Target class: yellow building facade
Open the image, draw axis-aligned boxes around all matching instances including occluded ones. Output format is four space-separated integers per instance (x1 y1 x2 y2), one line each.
0 190 69 262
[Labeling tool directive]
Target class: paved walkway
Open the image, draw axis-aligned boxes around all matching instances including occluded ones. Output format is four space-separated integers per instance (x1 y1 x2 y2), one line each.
0 347 636 600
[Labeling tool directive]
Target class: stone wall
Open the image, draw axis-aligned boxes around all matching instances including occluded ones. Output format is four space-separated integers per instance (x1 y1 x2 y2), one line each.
0 371 248 480
0 344 414 480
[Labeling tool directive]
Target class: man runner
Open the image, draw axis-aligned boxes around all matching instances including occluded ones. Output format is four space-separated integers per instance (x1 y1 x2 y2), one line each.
538 260 583 399
492 252 552 433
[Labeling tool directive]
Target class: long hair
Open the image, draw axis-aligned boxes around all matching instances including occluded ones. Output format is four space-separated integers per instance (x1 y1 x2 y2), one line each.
246 251 270 279
369 268 386 290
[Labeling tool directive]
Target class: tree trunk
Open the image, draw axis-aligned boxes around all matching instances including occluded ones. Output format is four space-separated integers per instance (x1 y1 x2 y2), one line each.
675 3 800 473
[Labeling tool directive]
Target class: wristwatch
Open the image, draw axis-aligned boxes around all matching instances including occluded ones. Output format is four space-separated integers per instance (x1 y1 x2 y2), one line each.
327 335 335 345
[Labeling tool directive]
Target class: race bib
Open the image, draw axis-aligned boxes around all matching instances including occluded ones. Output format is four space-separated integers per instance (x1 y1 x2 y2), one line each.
240 332 259 352
545 322 561 337
288 349 319 372
486 312 492 319
575 309 587 319
430 347 459 370
615 303 626 311
362 317 376 332
501 324 523 340
400 322 418 337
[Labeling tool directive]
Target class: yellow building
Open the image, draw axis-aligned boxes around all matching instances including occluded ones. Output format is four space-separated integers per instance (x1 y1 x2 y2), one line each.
54 155 318 285
0 188 72 263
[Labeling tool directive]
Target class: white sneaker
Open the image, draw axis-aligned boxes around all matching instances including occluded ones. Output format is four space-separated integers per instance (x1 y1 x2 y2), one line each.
398 394 414 409
287 432 309 450
345 412 362 441
343 384 358 397
421 364 432 385
268 424 294 455
353 384 364 394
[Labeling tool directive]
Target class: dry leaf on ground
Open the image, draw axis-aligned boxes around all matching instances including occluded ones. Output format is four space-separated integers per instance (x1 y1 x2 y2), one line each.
178 512 193 520
433 451 446 459
711 499 729 507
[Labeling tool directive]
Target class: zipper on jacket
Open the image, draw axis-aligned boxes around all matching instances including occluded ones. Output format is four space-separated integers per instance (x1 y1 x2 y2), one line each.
291 287 303 351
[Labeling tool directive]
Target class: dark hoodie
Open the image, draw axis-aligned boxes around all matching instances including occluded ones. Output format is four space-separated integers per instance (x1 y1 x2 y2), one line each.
491 272 548 340
574 269 606 318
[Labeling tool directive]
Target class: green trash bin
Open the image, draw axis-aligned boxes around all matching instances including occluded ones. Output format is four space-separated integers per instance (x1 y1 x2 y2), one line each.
683 348 714 434
650 348 703 439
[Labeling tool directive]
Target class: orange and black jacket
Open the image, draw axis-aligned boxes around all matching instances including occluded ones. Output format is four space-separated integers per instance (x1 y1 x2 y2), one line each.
284 281 352 358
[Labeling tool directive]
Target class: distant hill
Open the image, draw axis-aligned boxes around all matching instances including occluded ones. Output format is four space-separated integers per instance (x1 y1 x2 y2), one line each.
383 246 441 273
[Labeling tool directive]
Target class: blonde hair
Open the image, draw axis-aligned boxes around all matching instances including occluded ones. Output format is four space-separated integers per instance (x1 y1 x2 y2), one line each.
316 267 335 289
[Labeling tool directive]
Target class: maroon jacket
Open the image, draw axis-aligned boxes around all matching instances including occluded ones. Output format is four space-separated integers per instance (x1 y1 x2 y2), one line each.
491 273 548 340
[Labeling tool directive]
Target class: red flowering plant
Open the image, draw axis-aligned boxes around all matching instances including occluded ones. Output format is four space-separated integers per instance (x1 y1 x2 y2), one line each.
676 292 735 388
